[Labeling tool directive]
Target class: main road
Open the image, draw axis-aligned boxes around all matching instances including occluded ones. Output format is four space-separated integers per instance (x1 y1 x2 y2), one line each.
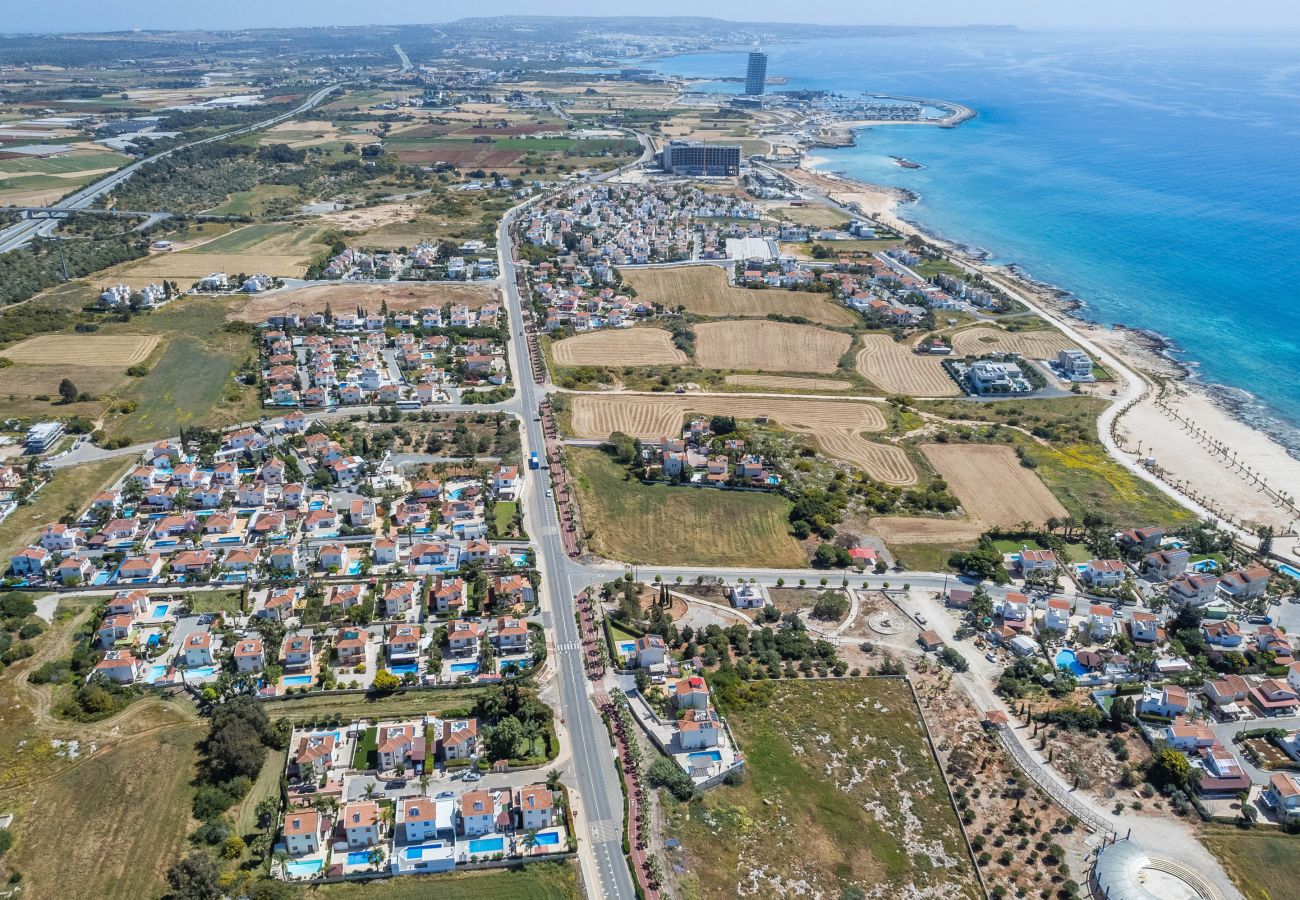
0 81 343 253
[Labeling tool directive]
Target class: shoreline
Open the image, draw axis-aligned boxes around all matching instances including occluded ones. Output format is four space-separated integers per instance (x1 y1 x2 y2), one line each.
789 156 1300 545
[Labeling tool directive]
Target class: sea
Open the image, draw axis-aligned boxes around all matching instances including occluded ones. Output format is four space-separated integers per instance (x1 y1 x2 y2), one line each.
625 31 1300 455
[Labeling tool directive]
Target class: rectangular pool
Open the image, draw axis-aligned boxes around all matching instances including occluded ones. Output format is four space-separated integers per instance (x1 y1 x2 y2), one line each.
390 663 419 675
345 850 373 866
285 859 323 876
147 664 171 683
1280 563 1300 581
618 641 636 656
688 750 723 763
404 842 447 860
283 674 313 686
450 661 479 675
467 836 504 854
346 561 363 575
535 831 560 846
150 605 169 618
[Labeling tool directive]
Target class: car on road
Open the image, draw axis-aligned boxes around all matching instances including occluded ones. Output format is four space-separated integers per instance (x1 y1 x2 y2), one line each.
545 488 553 497
436 791 454 799
463 771 482 782
916 616 926 624
385 779 406 789
985 651 998 663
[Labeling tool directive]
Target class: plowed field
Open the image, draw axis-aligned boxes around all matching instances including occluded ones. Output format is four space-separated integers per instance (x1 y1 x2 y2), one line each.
551 328 687 366
694 320 851 374
855 334 961 396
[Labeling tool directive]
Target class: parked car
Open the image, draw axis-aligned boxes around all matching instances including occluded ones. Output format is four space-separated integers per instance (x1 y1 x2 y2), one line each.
463 771 482 782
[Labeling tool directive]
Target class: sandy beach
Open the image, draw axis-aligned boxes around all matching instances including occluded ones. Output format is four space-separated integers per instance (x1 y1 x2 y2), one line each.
793 156 1300 552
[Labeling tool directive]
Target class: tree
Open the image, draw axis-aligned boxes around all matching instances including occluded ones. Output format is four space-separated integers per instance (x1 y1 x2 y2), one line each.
485 715 524 761
58 377 79 404
372 668 400 693
1146 747 1193 792
166 852 222 900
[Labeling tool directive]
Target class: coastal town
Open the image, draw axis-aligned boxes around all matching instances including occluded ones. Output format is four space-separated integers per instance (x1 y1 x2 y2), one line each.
0 15 1296 900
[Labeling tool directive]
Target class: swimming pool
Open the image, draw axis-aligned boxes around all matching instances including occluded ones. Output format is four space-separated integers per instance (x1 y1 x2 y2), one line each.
146 633 160 647
1280 563 1300 581
187 665 218 679
1054 649 1088 676
688 750 723 764
345 850 373 866
150 604 169 618
284 859 324 876
153 539 177 547
450 661 479 675
448 487 465 500
618 641 636 656
390 663 419 675
1190 559 1218 573
535 831 560 846
467 836 504 854
147 664 171 683
346 561 362 575
511 554 529 566
91 572 111 586
404 841 447 860
308 500 325 510
283 674 314 686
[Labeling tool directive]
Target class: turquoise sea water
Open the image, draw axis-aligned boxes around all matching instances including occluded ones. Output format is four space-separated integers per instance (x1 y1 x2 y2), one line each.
632 32 1300 452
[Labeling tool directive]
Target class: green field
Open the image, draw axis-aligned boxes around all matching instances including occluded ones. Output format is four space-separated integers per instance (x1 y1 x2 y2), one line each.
189 222 294 253
0 152 128 176
265 687 487 724
665 678 980 900
0 457 130 562
1035 442 1196 529
494 500 518 535
109 336 240 441
1203 826 1300 900
0 172 102 193
174 590 245 615
569 447 807 567
204 183 300 216
301 862 580 899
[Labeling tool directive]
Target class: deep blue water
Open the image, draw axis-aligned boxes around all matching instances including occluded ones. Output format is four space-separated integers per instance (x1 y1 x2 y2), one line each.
631 32 1300 447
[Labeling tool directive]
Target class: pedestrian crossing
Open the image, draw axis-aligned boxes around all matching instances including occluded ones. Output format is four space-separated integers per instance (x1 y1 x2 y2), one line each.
558 640 581 652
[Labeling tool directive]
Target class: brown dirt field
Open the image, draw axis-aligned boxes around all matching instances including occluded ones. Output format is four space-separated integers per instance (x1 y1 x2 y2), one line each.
724 374 851 391
551 328 686 366
0 364 129 400
567 393 916 485
2 334 158 367
694 320 851 374
950 325 1081 359
620 265 857 327
119 253 310 279
867 516 986 544
923 442 1067 526
855 334 961 396
227 282 498 322
314 200 420 230
392 148 524 167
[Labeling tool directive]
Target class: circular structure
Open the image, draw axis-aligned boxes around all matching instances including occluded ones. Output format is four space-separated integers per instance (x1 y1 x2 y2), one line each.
868 614 904 636
1093 839 1223 900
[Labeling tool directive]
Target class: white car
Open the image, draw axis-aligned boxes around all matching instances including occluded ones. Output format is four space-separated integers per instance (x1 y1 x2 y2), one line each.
545 488 553 497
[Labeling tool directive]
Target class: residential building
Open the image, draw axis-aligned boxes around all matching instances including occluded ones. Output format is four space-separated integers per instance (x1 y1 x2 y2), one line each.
635 635 666 668
459 790 496 837
282 809 326 856
1043 597 1072 632
674 675 710 709
376 723 422 773
93 650 142 683
679 708 722 750
233 638 264 673
441 718 478 761
341 800 381 849
1264 772 1300 822
1137 684 1189 719
1129 611 1162 644
1218 565 1271 600
1082 559 1126 588
1168 573 1219 606
515 785 556 831
180 631 213 667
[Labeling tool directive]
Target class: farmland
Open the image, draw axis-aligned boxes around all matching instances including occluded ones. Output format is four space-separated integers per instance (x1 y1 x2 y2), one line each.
950 325 1081 359
550 328 687 366
663 678 980 900
1202 826 1300 900
855 334 962 396
117 222 330 280
723 374 852 391
0 457 130 563
923 442 1067 527
106 336 245 441
566 393 916 484
569 447 806 566
1 333 158 367
693 320 851 374
619 265 857 326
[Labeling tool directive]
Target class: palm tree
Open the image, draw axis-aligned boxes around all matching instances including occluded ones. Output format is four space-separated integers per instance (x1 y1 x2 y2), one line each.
363 781 378 800
419 773 431 794
522 829 541 855
273 850 290 876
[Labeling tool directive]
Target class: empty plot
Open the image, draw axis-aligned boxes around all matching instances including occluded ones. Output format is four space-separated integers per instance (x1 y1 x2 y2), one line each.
620 265 857 327
923 443 1067 527
2 334 158 367
552 328 686 366
694 320 851 374
951 326 1081 359
724 374 852 391
568 393 916 485
228 282 498 322
856 334 961 396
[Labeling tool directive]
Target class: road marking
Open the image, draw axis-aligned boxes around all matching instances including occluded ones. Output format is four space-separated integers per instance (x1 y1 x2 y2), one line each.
589 818 620 841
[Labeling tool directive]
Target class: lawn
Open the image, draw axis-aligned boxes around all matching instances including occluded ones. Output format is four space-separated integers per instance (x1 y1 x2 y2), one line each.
0 457 131 562
6 722 204 900
1202 825 1300 900
353 726 378 769
665 678 980 900
265 687 487 724
301 861 580 899
569 447 807 568
494 500 518 535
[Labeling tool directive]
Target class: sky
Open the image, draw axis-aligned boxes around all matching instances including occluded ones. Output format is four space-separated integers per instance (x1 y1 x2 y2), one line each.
12 1 1300 34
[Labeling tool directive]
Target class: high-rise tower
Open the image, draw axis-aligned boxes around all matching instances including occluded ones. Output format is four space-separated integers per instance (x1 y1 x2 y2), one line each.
744 49 768 96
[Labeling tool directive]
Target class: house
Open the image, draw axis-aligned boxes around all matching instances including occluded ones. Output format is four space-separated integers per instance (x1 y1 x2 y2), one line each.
1264 772 1300 822
57 555 95 586
9 546 49 577
493 616 529 653
373 538 398 565
340 800 382 849
282 809 327 856
1201 619 1244 648
119 553 163 581
259 587 299 622
678 708 722 750
94 650 142 684
1018 549 1058 577
459 790 496 837
38 523 83 552
1164 716 1216 751
223 547 260 572
516 785 556 832
1129 611 1162 644
1288 661 1300 696
918 629 945 651
1000 592 1030 626
381 581 421 618
281 635 314 670
432 578 466 614
269 545 300 574
635 635 666 669
1168 573 1219 606
493 574 534 608
493 465 521 500
1137 684 1189 719
233 638 264 673
335 629 368 666
180 631 213 667
448 620 482 655
387 624 422 663
349 498 376 527
1147 549 1194 585
1218 565 1271 600
728 583 767 609
1196 744 1251 797
1088 604 1117 640
107 589 150 617
1083 559 1126 588
1203 674 1251 709
327 584 365 612
1043 597 1072 632
292 733 339 778
1121 526 1167 552
170 549 214 575
1251 678 1300 716
376 723 422 773
675 676 710 709
97 614 136 649
441 718 478 761
400 796 452 844
1256 626 1293 662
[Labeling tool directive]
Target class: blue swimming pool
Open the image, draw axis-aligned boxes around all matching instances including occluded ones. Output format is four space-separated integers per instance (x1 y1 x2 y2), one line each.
404 841 447 860
390 663 419 675
147 633 160 647
467 836 504 854
511 554 529 566
1054 649 1088 676
216 535 241 544
450 661 479 675
1280 563 1300 581
147 664 170 683
618 641 636 656
308 500 325 510
91 572 111 585
150 604 169 617
187 665 218 679
346 561 362 575
448 487 465 500
283 674 314 686
688 750 723 764
345 850 373 866
285 859 324 876
154 539 178 547
535 831 560 846
1190 559 1218 573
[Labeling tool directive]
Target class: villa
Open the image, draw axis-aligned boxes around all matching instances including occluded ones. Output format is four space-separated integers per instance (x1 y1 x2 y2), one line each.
679 708 722 750
441 719 478 761
1043 597 1072 632
458 790 498 837
282 808 328 856
94 650 142 683
233 638 264 673
1264 773 1300 822
515 785 556 832
675 676 710 709
1137 684 1189 719
341 800 382 849
376 723 423 774
1082 558 1126 588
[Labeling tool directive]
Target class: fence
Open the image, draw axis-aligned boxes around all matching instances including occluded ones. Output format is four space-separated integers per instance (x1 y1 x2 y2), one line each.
995 726 1115 835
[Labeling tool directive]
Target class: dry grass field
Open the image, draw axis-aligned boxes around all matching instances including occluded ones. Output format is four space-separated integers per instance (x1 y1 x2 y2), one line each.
620 266 857 326
950 325 1081 359
724 374 852 391
228 282 498 322
923 443 1066 526
2 334 159 366
551 328 687 366
567 393 916 484
694 320 851 374
867 516 986 545
855 335 962 396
